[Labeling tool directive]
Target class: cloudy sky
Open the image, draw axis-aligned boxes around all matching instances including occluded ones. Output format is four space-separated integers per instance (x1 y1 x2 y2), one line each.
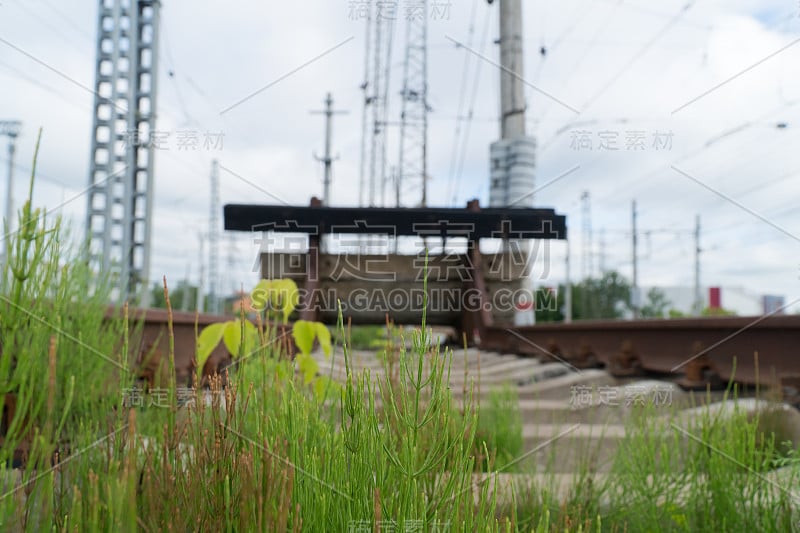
1 0 799 313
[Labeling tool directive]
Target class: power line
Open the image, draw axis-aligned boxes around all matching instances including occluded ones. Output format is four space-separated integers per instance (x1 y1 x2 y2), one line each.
594 98 800 206
11 1 90 57
594 0 709 31
39 0 95 43
527 0 594 112
533 1 623 126
447 2 492 206
0 58 93 113
581 1 697 113
445 0 480 206
0 154 75 190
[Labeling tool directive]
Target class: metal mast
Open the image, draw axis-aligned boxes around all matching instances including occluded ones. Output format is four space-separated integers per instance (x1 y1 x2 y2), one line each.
1 120 21 242
397 2 429 207
488 0 535 208
581 191 592 280
498 0 526 140
359 3 396 207
208 159 221 314
86 0 161 305
693 214 701 316
312 93 346 206
632 200 639 319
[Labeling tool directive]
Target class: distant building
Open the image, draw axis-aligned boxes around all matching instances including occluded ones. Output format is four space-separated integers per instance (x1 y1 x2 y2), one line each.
225 291 256 317
640 285 775 317
762 295 785 315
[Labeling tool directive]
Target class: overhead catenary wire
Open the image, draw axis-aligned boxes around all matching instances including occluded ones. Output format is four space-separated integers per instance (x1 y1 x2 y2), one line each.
535 0 712 156
10 1 91 57
38 0 95 44
527 0 594 125
533 1 623 127
446 1 492 207
445 0 479 206
580 1 697 113
0 59 94 114
592 98 800 206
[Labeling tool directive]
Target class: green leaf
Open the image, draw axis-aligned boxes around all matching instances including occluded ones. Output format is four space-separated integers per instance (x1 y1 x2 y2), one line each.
275 360 291 383
197 323 225 376
292 320 315 356
296 353 319 385
314 322 332 358
241 320 259 357
250 279 272 311
222 321 242 358
271 278 299 323
313 376 341 403
222 319 258 358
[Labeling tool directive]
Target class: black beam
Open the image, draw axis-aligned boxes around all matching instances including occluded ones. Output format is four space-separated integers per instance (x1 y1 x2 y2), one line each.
224 204 567 240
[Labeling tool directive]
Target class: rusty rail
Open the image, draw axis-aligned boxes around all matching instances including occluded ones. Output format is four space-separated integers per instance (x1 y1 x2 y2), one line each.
483 315 800 389
123 306 800 393
106 308 235 386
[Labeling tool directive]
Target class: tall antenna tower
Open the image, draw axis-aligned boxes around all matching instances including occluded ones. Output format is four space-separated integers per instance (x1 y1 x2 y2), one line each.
359 3 397 207
86 0 161 305
581 191 592 280
208 159 221 314
396 3 429 207
488 0 535 208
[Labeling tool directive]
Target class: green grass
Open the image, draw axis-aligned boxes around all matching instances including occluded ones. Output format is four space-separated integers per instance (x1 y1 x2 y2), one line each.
335 324 389 351
475 385 524 471
0 139 799 531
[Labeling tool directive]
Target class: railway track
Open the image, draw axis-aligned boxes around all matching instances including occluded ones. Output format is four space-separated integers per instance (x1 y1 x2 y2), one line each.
6 307 800 518
480 314 800 397
126 308 800 401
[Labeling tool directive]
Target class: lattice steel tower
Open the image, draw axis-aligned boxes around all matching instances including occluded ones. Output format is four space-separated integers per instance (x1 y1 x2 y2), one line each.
359 4 396 207
86 0 161 305
396 2 429 208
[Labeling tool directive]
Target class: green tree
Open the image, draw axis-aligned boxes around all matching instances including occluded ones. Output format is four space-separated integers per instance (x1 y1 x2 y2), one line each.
572 271 632 320
149 280 202 310
533 271 634 322
534 286 565 323
640 287 671 318
701 306 737 316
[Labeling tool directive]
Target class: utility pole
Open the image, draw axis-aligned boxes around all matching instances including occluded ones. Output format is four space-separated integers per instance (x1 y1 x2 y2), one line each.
564 238 572 323
208 160 220 314
197 232 205 314
693 214 701 316
180 263 191 312
581 191 592 280
599 228 606 274
1 121 21 247
312 92 347 206
632 200 639 319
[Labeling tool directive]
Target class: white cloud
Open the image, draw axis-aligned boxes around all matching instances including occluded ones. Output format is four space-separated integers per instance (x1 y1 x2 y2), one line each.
0 0 798 311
